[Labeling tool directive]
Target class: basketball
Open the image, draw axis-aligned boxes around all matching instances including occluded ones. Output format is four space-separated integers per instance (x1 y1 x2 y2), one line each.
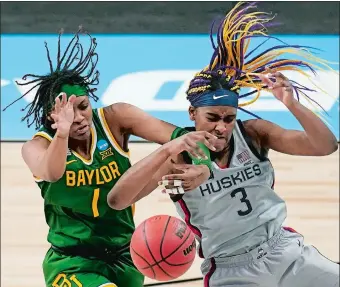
130 215 197 281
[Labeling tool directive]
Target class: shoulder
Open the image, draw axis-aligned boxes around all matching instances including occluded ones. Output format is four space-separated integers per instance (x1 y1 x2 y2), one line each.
102 102 142 118
241 119 261 139
238 119 268 155
101 102 146 130
241 118 280 143
30 127 54 147
22 134 51 158
99 103 127 132
102 102 125 119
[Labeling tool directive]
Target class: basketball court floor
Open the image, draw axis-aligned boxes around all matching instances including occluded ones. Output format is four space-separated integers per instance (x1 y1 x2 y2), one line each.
1 142 339 287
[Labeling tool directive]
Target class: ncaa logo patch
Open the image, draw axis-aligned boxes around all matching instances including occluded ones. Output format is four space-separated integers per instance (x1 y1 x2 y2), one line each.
97 139 109 151
97 139 114 160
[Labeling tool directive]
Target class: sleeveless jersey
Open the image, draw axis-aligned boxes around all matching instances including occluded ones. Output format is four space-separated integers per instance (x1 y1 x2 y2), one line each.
170 120 287 259
33 107 135 250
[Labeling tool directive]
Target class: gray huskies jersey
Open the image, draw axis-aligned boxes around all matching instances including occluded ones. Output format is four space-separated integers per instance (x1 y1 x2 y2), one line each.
172 121 287 259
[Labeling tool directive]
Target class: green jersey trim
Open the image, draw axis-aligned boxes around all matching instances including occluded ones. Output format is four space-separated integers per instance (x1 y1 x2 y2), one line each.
97 107 130 159
71 124 97 165
34 131 53 142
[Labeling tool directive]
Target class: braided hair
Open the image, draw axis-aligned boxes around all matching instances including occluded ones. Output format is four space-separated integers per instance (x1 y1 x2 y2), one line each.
186 2 337 119
3 27 100 132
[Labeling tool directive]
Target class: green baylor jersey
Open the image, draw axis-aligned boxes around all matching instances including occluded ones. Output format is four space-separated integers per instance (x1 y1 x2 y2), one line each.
33 107 135 250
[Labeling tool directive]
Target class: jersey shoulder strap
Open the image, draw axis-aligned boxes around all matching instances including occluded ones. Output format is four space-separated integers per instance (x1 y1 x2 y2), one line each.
235 120 268 161
93 107 130 158
33 125 55 142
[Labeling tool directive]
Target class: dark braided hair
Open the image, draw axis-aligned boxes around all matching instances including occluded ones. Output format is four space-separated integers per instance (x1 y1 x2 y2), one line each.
186 69 241 106
3 27 100 132
186 2 336 119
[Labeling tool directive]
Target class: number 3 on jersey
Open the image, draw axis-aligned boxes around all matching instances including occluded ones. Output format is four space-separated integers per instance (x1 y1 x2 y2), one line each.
231 188 253 216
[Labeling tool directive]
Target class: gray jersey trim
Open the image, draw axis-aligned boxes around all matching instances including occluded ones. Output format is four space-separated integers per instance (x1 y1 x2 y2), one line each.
236 120 268 161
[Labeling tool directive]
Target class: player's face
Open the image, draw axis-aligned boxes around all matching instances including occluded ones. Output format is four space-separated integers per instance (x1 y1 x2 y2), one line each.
189 106 237 152
69 96 93 140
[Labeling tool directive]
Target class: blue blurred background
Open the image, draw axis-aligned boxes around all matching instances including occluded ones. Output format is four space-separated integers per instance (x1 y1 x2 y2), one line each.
1 2 339 141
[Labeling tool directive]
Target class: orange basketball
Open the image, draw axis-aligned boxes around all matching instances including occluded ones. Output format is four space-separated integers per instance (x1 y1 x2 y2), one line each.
130 215 197 281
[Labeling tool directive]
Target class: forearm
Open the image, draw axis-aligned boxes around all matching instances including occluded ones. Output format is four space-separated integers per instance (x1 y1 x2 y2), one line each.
38 134 69 181
287 99 338 153
107 143 172 209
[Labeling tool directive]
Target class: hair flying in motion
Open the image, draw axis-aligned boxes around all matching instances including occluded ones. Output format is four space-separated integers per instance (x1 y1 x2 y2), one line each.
3 27 100 131
186 1 337 119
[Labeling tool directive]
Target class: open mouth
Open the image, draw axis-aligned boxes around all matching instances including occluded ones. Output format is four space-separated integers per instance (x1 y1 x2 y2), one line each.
76 125 89 135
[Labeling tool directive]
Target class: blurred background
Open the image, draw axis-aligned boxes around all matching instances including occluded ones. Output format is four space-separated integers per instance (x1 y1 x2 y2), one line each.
1 1 339 287
1 1 339 141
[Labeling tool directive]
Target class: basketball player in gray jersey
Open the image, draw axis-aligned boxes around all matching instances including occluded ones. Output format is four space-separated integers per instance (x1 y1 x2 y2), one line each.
108 3 339 287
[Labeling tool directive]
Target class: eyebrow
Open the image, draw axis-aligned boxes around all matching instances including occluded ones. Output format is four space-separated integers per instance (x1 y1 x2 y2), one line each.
206 112 237 117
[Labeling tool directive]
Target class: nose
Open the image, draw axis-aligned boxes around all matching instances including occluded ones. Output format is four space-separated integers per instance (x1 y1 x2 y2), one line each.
73 109 85 123
215 121 228 135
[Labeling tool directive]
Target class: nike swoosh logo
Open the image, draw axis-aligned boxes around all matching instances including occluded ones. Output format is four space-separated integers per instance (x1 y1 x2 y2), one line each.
66 160 77 165
213 95 228 100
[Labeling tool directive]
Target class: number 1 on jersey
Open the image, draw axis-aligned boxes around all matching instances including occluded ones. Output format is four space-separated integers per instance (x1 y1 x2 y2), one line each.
92 188 100 217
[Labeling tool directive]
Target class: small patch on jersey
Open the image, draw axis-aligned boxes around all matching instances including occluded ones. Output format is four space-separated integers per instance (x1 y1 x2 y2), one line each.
97 139 109 151
236 150 252 165
67 149 72 156
99 147 114 160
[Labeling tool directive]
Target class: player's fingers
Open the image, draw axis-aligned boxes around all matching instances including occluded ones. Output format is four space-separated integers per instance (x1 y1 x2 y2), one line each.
285 86 293 93
282 80 292 88
50 113 58 122
258 74 274 89
270 71 287 81
67 95 77 108
201 131 218 141
184 140 204 159
51 123 58 130
161 175 186 182
172 164 193 171
201 138 216 152
161 186 185 195
189 149 205 160
54 96 61 114
61 92 68 107
193 132 217 149
271 82 285 90
187 139 210 159
182 182 192 189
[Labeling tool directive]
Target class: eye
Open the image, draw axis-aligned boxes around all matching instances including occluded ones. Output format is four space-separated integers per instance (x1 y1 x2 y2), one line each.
224 116 235 123
206 116 219 122
79 104 89 110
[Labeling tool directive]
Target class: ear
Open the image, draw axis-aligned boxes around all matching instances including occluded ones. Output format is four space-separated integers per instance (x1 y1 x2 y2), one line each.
188 106 196 121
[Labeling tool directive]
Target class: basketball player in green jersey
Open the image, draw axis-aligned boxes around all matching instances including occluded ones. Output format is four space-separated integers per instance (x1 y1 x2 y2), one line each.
4 29 217 287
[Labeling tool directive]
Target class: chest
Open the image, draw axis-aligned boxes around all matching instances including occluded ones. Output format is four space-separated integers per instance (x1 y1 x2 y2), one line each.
186 160 274 203
63 139 131 188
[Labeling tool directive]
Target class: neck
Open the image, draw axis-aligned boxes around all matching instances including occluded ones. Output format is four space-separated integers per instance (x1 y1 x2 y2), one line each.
211 146 230 166
211 138 233 167
69 136 92 155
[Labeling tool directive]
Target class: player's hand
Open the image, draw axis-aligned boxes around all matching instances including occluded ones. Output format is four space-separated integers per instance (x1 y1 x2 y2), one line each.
50 93 76 138
259 71 295 108
158 164 211 194
166 131 217 159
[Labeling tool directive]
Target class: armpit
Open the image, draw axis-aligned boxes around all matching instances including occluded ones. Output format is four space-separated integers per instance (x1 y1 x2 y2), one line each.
241 120 269 158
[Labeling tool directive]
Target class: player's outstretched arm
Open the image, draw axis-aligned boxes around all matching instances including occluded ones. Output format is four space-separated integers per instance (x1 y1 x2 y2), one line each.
103 103 178 144
247 73 338 156
21 94 75 182
107 131 217 210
